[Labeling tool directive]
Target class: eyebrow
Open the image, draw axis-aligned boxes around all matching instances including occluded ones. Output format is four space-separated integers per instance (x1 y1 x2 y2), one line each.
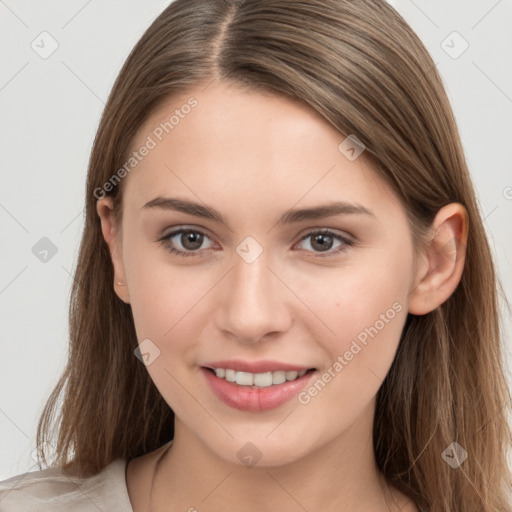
142 196 374 228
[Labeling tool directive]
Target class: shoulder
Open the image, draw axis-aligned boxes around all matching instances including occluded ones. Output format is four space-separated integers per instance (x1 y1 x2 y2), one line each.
0 458 133 512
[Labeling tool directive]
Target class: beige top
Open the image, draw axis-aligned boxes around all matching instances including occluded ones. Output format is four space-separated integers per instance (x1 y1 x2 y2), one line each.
0 458 134 512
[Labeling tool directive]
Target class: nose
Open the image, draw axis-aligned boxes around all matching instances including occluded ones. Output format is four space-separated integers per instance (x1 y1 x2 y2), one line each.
215 250 293 344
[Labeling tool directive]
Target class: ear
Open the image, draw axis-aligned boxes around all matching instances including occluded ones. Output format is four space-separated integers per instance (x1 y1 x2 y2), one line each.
96 197 130 304
408 203 469 315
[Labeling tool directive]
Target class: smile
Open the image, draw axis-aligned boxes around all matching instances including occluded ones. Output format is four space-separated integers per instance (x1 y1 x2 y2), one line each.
208 368 308 387
201 365 317 412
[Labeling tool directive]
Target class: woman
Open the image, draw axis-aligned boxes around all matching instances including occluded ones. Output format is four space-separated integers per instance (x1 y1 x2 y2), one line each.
1 0 511 510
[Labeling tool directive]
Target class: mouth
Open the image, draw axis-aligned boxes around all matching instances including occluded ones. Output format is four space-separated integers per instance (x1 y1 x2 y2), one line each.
202 367 315 388
200 362 317 412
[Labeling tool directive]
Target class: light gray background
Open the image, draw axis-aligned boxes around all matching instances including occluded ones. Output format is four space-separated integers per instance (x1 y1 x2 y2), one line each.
1 0 511 480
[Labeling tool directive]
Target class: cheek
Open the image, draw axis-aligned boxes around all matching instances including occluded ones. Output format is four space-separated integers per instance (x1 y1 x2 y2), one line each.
128 269 208 350
293 275 409 422
124 252 212 413
123 239 215 366
299 245 413 378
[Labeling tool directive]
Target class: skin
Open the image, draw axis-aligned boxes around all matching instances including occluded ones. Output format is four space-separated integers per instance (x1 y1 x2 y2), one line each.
97 80 468 512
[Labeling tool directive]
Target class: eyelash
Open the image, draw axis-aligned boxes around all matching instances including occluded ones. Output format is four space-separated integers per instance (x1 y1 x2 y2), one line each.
157 228 355 259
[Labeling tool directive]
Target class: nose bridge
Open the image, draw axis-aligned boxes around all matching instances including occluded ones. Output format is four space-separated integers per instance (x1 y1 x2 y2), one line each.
218 245 290 342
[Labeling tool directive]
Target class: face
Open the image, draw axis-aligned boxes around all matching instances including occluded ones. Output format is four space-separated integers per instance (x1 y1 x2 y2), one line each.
102 81 420 466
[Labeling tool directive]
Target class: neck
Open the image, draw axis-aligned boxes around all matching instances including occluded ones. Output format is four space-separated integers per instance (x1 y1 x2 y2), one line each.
148 401 403 512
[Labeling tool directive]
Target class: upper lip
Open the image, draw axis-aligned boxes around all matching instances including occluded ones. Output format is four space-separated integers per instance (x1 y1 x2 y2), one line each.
202 359 314 374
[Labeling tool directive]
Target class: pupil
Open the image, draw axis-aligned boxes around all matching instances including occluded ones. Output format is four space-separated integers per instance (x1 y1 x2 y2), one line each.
312 233 332 252
182 231 203 250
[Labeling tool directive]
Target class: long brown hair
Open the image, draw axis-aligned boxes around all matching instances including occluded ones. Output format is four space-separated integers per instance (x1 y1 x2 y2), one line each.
36 1 512 509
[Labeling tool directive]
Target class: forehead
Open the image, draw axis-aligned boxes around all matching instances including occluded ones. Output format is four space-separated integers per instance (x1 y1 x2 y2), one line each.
122 81 401 221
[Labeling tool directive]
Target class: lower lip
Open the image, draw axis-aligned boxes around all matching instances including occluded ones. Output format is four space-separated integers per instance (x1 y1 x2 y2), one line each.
201 367 315 412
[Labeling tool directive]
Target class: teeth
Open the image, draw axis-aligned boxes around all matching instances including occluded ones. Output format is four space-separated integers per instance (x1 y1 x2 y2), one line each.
285 371 298 380
211 368 310 387
254 372 273 387
235 371 254 386
272 371 286 385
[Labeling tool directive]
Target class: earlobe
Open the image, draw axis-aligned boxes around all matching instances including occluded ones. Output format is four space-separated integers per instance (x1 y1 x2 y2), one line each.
408 203 468 315
96 197 131 304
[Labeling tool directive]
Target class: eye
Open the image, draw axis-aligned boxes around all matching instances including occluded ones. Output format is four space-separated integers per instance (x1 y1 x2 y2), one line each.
158 227 354 258
295 229 354 257
158 228 215 257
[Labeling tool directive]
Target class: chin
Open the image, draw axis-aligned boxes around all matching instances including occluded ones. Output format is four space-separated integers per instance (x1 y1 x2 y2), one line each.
204 432 314 469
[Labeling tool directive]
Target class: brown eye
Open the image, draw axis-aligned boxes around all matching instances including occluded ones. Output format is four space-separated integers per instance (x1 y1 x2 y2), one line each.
159 228 214 257
310 233 335 252
296 230 354 257
179 230 204 250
